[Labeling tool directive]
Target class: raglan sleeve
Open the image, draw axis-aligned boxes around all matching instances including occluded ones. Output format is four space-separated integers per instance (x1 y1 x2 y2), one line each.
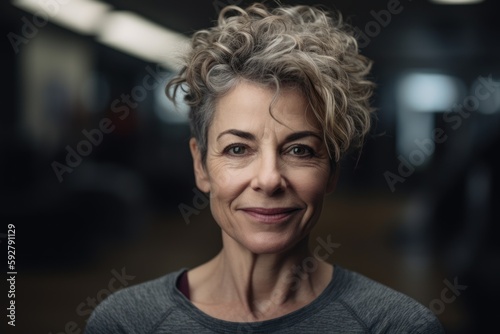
84 292 130 334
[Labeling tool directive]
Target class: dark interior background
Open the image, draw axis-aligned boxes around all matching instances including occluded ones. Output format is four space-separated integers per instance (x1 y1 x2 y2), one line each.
1 0 499 333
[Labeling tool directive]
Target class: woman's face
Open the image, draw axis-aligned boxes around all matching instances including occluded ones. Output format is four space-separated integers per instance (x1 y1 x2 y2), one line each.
190 81 336 254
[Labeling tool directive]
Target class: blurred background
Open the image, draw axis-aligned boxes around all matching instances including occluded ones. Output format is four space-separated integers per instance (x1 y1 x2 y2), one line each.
1 0 499 333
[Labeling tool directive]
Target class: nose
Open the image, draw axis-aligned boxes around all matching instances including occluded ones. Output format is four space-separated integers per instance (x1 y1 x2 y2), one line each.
250 151 286 195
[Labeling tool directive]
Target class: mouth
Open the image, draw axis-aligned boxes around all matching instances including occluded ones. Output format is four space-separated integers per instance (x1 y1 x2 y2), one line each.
239 207 302 224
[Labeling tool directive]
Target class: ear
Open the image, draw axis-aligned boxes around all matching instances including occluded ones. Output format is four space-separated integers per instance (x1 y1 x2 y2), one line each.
189 138 211 193
326 163 340 194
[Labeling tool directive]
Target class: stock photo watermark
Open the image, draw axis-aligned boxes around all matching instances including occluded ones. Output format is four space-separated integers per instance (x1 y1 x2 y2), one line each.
384 74 500 192
178 187 209 224
236 235 340 333
6 225 16 327
354 0 413 48
429 277 467 315
48 267 135 334
51 64 169 183
7 0 73 54
404 276 468 333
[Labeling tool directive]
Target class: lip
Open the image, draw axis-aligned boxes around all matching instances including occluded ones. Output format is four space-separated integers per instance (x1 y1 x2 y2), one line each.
239 207 302 224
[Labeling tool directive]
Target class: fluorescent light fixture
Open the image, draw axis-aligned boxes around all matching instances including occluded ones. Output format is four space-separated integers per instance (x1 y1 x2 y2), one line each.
97 11 190 71
398 73 461 112
12 0 191 69
430 0 484 4
12 0 112 35
396 72 463 160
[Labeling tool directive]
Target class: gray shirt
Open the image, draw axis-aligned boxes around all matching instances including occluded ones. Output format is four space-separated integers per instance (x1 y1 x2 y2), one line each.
85 265 444 333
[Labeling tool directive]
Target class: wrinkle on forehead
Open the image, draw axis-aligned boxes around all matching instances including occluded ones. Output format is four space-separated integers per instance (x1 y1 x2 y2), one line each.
210 81 321 142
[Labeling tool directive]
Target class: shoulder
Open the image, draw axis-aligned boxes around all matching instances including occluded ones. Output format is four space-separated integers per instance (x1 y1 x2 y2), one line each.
335 266 445 333
84 269 185 334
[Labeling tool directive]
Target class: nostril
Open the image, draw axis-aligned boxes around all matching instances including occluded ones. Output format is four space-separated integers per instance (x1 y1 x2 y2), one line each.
252 170 286 195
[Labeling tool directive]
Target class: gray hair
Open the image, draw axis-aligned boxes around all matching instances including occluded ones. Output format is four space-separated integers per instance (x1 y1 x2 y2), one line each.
166 2 375 163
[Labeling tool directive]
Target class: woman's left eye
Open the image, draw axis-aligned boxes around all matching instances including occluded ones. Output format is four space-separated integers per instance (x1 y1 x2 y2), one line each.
286 145 314 157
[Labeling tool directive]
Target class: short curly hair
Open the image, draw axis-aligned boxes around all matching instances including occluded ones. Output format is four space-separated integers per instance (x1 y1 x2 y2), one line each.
166 2 375 163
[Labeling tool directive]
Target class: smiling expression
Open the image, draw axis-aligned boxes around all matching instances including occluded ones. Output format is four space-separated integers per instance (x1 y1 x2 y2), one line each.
190 81 336 254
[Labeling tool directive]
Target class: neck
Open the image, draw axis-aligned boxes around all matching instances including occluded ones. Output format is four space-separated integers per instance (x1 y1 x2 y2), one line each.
189 233 333 321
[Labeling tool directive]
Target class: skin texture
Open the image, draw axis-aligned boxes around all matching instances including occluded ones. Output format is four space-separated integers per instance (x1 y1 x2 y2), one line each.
187 81 337 322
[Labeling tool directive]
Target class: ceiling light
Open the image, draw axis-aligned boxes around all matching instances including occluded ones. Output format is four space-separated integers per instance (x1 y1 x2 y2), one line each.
398 73 462 112
12 0 112 35
97 11 190 71
12 0 191 69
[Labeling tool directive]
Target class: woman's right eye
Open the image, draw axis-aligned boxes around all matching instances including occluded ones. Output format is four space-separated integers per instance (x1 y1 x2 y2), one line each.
224 145 247 155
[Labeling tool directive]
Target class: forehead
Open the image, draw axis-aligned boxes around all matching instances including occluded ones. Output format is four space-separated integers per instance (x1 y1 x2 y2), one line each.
211 81 320 136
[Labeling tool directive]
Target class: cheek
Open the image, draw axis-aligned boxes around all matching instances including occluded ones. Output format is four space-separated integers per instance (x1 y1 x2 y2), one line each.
291 168 331 199
206 158 229 190
206 160 248 199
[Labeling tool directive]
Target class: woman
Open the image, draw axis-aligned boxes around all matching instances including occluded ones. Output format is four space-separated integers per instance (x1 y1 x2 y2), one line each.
86 3 444 333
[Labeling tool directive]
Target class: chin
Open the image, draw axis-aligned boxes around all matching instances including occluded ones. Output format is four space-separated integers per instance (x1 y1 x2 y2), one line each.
239 233 302 255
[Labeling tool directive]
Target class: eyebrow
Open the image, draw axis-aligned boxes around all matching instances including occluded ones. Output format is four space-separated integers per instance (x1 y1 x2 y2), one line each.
217 129 256 141
284 131 322 142
216 129 322 142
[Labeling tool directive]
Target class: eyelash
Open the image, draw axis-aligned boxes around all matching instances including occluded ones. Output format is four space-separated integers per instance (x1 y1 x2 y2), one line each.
222 144 316 158
223 144 249 155
285 145 315 158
